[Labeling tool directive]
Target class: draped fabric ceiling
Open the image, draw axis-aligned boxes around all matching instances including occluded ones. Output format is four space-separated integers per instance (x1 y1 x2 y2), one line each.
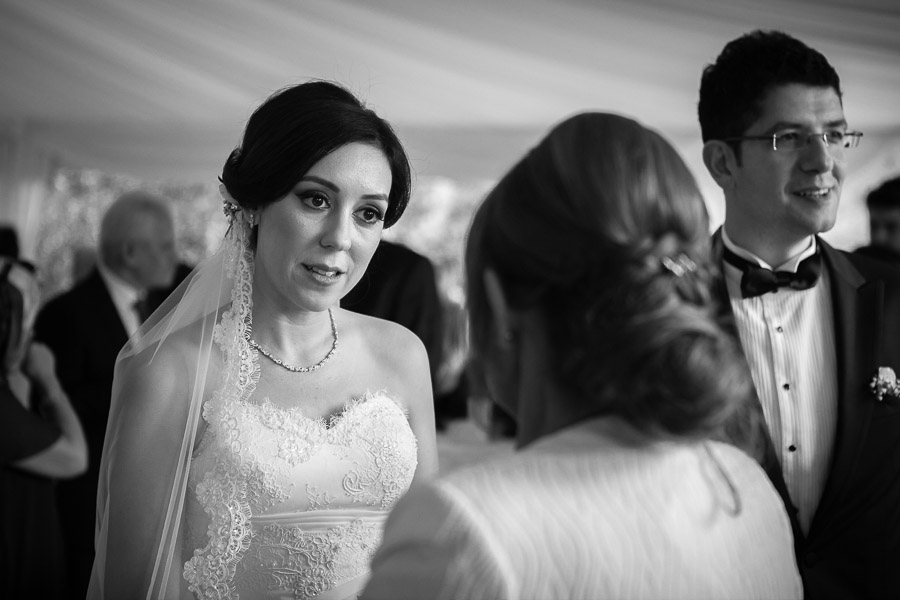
2 0 900 258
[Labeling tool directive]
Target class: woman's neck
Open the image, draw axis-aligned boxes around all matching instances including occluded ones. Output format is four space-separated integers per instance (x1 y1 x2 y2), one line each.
513 322 591 448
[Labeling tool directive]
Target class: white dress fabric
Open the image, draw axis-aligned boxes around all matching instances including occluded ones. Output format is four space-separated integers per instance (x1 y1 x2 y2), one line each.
363 417 802 600
184 389 418 600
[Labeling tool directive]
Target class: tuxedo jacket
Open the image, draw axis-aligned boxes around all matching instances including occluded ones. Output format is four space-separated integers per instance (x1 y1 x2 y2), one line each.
713 231 900 600
33 267 128 597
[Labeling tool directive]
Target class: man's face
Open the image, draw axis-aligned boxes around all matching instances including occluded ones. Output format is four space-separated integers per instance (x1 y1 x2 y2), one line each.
869 207 900 254
130 215 177 290
724 84 848 249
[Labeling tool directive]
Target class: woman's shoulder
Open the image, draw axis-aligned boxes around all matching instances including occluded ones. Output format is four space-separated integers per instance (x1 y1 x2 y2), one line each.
335 310 432 421
701 441 792 517
344 308 424 346
118 321 222 395
339 308 428 368
703 439 770 481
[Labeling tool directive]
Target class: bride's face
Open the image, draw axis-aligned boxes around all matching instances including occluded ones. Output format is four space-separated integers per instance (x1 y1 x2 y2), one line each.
253 142 392 314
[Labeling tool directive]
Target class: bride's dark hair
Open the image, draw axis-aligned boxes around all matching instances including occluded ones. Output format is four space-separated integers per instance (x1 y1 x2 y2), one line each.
466 112 752 440
220 80 411 228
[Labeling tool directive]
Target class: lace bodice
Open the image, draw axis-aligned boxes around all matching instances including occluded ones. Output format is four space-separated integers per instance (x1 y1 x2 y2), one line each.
183 391 418 600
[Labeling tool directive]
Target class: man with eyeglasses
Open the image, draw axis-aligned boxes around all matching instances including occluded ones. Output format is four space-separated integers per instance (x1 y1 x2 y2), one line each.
699 30 900 599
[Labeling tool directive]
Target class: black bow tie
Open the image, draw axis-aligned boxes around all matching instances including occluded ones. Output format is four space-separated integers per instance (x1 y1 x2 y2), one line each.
722 246 822 298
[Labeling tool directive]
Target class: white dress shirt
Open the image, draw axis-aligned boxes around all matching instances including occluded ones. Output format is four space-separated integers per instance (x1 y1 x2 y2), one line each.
722 230 837 534
97 262 144 338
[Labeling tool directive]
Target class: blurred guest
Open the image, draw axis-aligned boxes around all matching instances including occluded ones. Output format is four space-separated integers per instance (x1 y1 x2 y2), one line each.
699 30 900 598
145 260 193 313
1 258 87 598
33 190 177 599
0 224 35 272
432 299 476 431
0 224 21 259
71 245 98 285
363 112 801 599
855 175 900 266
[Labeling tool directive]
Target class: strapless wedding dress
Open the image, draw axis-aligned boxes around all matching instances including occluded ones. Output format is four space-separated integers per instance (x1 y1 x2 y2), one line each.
183 391 418 600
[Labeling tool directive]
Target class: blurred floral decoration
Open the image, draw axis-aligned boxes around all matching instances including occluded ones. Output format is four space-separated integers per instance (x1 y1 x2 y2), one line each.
35 169 492 395
35 169 223 302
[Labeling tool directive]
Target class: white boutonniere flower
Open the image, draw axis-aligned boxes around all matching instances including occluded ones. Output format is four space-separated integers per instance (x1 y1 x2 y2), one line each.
871 367 900 402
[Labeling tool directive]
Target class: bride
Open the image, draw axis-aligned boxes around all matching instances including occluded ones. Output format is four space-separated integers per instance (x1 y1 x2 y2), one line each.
87 81 438 600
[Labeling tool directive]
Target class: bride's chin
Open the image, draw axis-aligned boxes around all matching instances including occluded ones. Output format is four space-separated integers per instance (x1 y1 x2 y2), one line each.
289 292 342 315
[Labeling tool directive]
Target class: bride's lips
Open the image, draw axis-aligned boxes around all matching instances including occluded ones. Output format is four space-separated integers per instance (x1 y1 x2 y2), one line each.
303 263 345 285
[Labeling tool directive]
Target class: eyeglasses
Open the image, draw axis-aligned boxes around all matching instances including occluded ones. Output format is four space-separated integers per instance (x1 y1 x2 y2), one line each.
723 130 863 152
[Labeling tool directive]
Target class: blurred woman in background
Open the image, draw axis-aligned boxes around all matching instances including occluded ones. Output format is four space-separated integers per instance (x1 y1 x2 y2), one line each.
363 112 801 599
1 258 87 598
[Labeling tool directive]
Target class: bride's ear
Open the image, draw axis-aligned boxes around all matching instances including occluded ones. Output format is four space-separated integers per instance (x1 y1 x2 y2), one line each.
483 268 517 347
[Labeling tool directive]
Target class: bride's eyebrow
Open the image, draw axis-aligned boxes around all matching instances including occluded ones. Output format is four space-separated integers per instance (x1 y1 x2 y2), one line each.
299 176 338 192
300 175 388 202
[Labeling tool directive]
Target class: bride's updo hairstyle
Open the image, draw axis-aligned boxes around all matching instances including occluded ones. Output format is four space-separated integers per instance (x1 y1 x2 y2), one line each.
220 80 412 229
466 112 751 440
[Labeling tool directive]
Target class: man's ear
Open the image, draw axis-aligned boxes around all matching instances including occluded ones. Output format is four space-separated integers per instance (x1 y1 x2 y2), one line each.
702 140 739 192
482 268 516 347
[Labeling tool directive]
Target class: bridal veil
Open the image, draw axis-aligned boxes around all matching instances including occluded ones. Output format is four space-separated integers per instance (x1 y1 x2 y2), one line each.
88 191 255 599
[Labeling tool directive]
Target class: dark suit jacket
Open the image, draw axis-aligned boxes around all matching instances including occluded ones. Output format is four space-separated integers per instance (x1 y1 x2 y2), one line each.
33 267 128 598
713 231 900 599
853 244 900 270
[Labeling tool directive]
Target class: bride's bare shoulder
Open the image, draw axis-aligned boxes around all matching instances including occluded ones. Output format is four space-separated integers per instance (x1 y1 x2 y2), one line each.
118 319 224 394
338 309 430 403
341 309 426 362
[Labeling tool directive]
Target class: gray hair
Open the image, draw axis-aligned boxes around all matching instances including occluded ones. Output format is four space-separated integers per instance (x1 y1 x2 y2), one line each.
99 191 174 272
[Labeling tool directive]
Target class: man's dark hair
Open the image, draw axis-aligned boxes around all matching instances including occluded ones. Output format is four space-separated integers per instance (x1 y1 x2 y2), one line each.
698 30 842 160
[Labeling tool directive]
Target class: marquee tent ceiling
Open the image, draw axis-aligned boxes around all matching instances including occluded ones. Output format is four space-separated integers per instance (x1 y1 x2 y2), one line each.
2 0 899 181
1 0 900 254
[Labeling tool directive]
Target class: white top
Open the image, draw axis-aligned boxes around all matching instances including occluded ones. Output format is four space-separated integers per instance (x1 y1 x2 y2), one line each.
363 417 802 600
722 230 837 534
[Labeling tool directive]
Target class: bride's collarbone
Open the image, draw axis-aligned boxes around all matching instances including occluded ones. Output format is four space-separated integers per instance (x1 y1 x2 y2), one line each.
249 367 380 420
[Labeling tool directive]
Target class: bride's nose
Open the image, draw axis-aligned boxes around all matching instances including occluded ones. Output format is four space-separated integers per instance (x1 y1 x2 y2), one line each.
320 211 352 251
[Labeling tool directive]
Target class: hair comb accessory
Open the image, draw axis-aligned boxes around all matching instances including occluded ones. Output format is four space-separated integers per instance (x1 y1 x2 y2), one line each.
661 254 697 277
219 182 242 220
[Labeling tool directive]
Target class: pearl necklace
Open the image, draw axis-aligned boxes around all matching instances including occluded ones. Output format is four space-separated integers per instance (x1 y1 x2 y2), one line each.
249 309 338 373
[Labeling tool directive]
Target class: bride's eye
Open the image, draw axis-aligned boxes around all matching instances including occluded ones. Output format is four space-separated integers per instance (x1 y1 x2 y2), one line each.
355 206 385 225
299 192 330 210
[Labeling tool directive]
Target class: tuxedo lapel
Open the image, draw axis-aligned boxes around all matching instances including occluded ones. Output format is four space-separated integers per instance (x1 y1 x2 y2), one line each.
805 240 882 543
710 230 804 543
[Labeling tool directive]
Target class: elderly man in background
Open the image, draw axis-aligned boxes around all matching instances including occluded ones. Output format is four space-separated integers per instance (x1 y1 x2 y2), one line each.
34 190 177 600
